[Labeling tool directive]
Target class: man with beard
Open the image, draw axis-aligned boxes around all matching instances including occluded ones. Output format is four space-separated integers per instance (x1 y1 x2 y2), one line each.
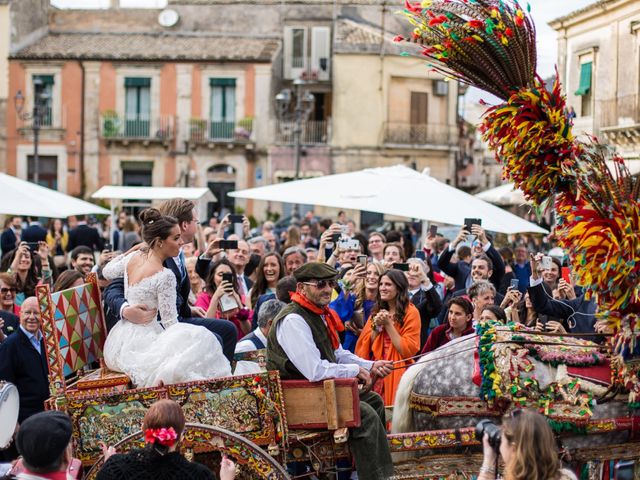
69 246 95 278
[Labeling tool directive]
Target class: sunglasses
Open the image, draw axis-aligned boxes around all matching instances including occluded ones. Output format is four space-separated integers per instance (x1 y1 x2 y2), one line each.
303 280 337 289
0 287 16 294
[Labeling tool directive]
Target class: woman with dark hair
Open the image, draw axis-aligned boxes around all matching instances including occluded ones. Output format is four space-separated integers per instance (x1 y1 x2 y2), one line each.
478 409 577 480
406 258 443 348
422 296 474 354
479 305 507 324
97 399 234 480
1 242 51 306
0 272 20 315
53 270 84 292
195 258 250 338
248 252 284 309
102 208 231 388
355 269 420 406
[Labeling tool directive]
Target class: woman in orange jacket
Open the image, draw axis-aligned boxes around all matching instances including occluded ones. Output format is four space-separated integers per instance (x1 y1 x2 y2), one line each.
355 269 421 406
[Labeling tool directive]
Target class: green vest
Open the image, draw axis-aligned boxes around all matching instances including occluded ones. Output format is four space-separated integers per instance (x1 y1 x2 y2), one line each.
267 301 336 380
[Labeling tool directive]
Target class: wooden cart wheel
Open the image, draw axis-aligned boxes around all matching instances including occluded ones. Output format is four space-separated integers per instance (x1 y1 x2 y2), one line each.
85 422 290 480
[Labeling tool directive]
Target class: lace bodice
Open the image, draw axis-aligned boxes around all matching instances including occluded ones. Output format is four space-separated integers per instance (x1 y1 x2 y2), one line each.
103 253 178 328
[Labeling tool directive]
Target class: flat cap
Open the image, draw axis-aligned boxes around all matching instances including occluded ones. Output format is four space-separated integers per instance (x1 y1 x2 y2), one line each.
293 262 338 282
16 411 72 469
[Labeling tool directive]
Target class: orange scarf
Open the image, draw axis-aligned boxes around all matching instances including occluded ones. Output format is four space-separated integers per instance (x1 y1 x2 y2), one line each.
291 292 344 349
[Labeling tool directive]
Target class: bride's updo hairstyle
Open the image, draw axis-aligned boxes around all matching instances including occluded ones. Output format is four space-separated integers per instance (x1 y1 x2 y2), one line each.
138 208 179 249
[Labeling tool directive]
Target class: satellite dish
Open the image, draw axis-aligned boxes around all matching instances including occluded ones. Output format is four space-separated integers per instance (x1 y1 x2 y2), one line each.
158 9 179 27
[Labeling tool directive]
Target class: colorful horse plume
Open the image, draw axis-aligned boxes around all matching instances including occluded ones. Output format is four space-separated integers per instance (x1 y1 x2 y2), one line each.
397 0 640 394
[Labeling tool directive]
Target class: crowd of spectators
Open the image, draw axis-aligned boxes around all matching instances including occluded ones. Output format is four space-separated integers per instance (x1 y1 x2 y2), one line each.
0 207 601 477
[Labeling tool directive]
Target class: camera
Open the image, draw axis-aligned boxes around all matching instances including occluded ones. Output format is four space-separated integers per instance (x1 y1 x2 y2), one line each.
475 419 501 451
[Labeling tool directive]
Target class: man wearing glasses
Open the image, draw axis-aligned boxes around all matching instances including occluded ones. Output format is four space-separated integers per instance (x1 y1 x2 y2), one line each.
267 262 394 480
0 297 49 425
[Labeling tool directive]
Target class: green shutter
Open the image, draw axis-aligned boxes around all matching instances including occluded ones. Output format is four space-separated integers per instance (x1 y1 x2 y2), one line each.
209 78 236 87
125 77 151 87
574 62 592 96
34 75 54 85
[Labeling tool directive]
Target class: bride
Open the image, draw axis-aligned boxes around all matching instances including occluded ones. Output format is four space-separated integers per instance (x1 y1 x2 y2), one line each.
102 208 231 387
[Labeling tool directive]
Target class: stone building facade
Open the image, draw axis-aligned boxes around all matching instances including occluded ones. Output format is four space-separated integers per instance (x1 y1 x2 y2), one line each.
550 0 640 168
6 0 462 221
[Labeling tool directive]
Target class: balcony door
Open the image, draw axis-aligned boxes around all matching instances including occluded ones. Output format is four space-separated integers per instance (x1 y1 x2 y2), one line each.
410 92 429 143
210 79 236 140
27 155 57 189
33 75 54 127
125 77 151 137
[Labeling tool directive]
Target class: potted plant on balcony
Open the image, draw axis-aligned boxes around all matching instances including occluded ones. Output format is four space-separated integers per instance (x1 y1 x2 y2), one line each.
189 117 206 142
102 110 119 138
235 116 254 140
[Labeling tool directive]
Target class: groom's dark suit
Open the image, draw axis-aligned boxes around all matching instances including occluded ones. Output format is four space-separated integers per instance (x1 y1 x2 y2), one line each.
102 256 237 361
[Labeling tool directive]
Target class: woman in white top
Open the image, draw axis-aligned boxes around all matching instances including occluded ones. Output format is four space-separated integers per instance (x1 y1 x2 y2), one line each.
103 208 231 388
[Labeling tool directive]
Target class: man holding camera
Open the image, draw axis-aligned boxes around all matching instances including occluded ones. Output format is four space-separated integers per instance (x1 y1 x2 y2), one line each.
267 262 394 480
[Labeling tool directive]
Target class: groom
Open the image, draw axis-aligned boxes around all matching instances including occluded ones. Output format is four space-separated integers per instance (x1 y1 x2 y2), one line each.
102 198 237 361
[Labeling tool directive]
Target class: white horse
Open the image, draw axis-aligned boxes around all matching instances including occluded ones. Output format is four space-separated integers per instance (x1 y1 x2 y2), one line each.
392 334 630 452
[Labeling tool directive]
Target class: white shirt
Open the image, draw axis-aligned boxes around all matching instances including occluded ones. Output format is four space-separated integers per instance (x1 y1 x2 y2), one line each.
235 327 268 354
276 312 373 382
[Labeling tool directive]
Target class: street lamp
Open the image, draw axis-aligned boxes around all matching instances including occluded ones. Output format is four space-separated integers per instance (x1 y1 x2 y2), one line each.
275 79 315 218
14 77 50 186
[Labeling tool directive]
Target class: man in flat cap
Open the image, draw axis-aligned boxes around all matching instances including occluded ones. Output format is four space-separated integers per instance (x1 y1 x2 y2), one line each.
267 262 394 480
13 410 74 479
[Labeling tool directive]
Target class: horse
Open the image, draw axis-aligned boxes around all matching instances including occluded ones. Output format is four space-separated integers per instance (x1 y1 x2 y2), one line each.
391 332 631 455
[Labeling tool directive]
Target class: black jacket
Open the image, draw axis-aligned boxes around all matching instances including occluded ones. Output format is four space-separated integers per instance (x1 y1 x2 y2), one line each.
21 224 47 243
0 310 19 336
0 228 18 255
0 328 49 422
103 257 192 331
438 244 505 292
410 287 443 348
68 224 102 251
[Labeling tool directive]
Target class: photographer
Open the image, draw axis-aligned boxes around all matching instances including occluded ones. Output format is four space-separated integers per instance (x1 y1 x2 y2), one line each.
478 409 577 480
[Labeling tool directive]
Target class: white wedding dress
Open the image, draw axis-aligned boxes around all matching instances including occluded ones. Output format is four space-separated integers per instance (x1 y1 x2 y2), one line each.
102 252 232 388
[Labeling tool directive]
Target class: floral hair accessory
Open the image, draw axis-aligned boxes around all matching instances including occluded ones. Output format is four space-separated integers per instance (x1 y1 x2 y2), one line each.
144 427 178 447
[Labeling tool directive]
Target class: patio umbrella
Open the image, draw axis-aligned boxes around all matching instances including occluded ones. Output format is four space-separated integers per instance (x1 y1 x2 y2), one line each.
229 165 547 234
475 183 529 206
0 173 110 217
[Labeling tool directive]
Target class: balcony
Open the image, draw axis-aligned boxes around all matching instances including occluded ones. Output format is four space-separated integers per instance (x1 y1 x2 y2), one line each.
17 105 67 142
275 120 329 145
187 117 254 145
100 113 174 146
598 95 640 147
383 122 457 147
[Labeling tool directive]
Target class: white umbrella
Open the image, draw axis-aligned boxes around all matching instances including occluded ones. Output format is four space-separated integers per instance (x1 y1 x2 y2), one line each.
229 165 547 234
475 183 529 206
0 173 110 217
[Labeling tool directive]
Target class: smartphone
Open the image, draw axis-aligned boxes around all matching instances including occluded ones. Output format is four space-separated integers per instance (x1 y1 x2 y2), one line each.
463 218 482 231
104 243 113 252
219 240 239 250
25 242 39 252
510 278 519 290
392 263 409 272
429 225 438 237
541 255 552 270
561 266 571 283
331 233 341 243
221 272 234 285
357 255 368 266
415 250 426 261
229 214 244 224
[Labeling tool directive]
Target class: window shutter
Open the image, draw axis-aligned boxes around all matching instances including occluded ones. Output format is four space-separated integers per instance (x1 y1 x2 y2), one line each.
125 77 151 87
284 26 306 80
574 62 592 96
311 26 331 81
34 74 54 85
210 78 236 87
410 92 429 125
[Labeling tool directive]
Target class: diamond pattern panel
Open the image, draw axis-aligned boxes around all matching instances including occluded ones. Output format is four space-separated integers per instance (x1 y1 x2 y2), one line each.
49 283 106 377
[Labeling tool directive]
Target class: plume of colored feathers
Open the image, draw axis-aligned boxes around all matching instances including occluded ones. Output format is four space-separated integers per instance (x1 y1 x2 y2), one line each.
397 0 640 365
